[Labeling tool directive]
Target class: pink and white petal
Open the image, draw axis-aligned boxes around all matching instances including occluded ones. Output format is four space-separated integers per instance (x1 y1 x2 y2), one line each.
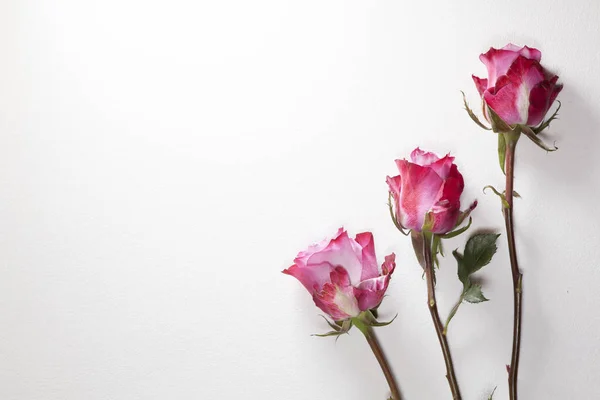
429 175 463 234
293 227 345 269
480 48 521 87
381 253 396 276
501 43 523 52
500 57 546 125
472 75 489 96
527 77 563 126
354 276 388 311
429 202 460 234
282 261 335 293
313 283 352 321
313 267 360 320
354 254 395 310
503 44 542 61
484 80 524 126
428 154 457 179
354 232 379 281
395 160 444 231
410 147 440 166
306 229 363 286
513 58 545 89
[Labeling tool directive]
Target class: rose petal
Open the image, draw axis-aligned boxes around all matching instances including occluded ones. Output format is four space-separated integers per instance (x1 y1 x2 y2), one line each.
483 76 524 126
303 229 364 286
428 153 456 179
527 76 562 126
395 159 444 231
313 266 360 320
353 253 396 311
472 75 488 96
354 232 379 281
480 48 521 87
428 172 463 234
410 147 440 166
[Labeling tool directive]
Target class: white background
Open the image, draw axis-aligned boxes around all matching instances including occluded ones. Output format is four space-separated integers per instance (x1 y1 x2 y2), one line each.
0 1 598 399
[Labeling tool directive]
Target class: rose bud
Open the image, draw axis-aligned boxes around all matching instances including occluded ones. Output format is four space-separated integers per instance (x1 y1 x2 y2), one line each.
473 43 563 129
387 148 476 235
283 228 395 322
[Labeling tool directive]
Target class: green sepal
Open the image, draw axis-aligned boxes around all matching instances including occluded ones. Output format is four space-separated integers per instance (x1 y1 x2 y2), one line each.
352 310 397 336
421 211 435 232
410 230 426 270
487 387 497 400
351 316 369 336
486 105 513 133
432 234 443 267
441 217 472 239
533 101 561 134
312 318 352 338
461 91 491 131
388 192 409 236
318 315 343 332
463 283 489 303
483 185 510 209
521 125 558 152
498 132 507 174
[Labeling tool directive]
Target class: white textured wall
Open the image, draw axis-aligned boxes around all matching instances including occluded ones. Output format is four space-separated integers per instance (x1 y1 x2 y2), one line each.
0 1 598 399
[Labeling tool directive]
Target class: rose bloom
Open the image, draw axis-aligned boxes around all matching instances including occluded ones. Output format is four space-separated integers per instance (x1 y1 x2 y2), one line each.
283 229 395 321
387 148 476 235
473 44 562 127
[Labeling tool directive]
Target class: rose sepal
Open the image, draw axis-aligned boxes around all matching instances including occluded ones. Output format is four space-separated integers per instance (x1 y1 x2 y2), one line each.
313 310 396 338
351 310 397 337
461 91 491 131
533 101 561 135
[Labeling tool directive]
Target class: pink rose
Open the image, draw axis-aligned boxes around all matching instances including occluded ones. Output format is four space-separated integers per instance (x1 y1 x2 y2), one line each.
473 44 562 127
283 229 395 321
387 148 476 235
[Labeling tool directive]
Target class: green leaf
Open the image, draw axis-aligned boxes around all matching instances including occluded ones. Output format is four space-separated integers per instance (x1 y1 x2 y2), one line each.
498 132 507 174
461 91 491 130
463 233 500 274
454 233 500 285
487 386 497 400
453 249 469 285
463 283 489 303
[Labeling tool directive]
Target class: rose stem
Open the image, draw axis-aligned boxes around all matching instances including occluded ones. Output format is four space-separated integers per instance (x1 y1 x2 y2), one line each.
504 136 522 400
364 326 402 400
423 233 462 400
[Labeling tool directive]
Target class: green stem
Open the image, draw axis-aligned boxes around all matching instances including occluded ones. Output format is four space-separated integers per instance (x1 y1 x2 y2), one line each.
362 325 403 400
443 294 464 336
503 136 523 400
423 233 462 399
